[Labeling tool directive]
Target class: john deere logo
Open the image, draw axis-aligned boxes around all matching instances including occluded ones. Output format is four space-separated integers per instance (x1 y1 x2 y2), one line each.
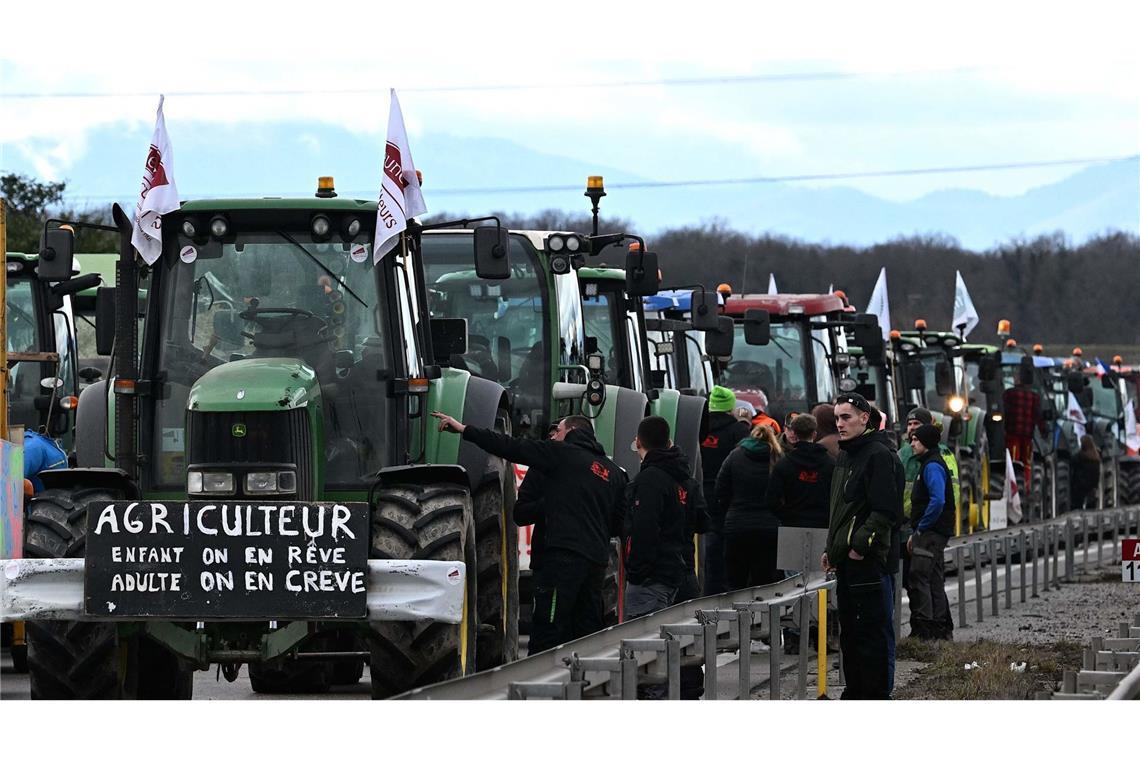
231 424 247 438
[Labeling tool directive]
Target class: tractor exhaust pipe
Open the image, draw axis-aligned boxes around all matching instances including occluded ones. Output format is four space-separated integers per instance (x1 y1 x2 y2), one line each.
110 204 139 480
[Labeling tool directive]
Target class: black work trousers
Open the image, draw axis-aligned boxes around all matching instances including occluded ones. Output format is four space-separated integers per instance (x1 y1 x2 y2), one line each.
725 528 782 590
907 531 952 640
836 559 893 700
528 549 606 656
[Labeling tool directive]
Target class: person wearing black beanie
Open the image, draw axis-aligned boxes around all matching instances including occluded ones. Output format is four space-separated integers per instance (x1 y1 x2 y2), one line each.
906 424 955 640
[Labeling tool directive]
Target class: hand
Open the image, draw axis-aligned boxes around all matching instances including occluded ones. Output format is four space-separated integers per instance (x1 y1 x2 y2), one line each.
430 411 465 435
820 552 831 572
906 535 914 555
847 549 864 561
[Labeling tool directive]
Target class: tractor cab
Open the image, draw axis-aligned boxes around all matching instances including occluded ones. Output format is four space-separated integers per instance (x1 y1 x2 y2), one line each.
719 292 882 425
641 288 721 396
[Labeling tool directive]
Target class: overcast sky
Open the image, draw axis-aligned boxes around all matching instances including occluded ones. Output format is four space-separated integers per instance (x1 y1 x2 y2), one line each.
1 0 1137 203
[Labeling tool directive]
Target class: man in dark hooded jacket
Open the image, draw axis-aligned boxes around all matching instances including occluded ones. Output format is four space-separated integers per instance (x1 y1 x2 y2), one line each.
820 392 903 700
624 416 692 618
432 411 627 655
766 413 834 529
700 386 750 594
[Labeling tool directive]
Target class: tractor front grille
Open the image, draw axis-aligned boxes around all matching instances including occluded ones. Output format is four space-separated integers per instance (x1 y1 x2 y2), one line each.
187 409 314 500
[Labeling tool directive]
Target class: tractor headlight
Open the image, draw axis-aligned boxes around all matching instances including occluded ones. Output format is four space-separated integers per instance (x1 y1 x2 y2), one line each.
188 471 235 495
245 471 298 494
948 395 966 413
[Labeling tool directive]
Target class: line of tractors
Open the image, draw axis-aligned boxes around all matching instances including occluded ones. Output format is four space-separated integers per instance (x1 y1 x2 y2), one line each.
2 174 1137 699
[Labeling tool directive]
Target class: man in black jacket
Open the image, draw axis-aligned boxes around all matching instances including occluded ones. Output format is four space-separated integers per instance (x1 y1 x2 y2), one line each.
700 386 750 594
820 392 903 699
624 416 692 619
432 411 627 655
766 413 834 529
907 424 955 640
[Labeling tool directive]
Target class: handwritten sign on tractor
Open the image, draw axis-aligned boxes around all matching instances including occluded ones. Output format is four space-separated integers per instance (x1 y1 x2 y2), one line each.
84 501 369 618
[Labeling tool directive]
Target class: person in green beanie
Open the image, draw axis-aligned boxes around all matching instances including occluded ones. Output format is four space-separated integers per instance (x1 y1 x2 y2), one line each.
699 386 750 594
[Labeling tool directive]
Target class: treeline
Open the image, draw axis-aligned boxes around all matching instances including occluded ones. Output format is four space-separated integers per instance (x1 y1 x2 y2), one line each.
4 172 1137 346
474 210 1140 348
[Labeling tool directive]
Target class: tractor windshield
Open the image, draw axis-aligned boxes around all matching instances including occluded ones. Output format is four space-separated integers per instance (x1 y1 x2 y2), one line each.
6 276 42 428
151 235 391 488
722 321 809 417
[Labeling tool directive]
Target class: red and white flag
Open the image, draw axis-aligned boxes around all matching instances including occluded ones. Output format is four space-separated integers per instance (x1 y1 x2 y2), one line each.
374 89 426 264
131 95 180 265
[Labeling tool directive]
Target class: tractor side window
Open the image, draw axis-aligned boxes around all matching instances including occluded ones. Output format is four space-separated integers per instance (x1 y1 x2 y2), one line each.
6 278 41 429
581 291 621 385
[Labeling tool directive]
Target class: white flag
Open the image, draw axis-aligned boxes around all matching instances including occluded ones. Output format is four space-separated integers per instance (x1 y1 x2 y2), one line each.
952 270 980 338
1003 449 1021 525
1066 391 1087 439
767 273 778 295
865 267 891 341
1125 399 1140 455
374 89 427 264
131 95 180 265
827 283 834 294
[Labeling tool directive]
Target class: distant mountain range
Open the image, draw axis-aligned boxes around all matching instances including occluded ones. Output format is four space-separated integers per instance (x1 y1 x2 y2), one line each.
4 122 1137 250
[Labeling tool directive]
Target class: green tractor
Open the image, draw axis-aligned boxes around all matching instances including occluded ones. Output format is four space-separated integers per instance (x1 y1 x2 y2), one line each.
893 324 1002 533
19 184 519 699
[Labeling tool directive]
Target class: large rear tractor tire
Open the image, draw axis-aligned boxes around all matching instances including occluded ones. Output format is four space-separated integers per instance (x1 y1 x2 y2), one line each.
1121 462 1140 505
368 483 477 699
24 487 192 700
474 474 518 670
1054 457 1072 514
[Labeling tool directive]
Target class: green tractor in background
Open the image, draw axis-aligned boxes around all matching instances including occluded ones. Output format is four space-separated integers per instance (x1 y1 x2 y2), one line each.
21 181 519 699
893 323 1002 533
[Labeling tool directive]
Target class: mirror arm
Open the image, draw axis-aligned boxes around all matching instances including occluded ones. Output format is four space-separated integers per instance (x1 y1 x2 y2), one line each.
418 215 503 233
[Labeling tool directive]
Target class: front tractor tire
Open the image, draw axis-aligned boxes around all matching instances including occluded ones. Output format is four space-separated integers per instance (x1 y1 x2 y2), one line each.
23 488 193 700
368 483 478 699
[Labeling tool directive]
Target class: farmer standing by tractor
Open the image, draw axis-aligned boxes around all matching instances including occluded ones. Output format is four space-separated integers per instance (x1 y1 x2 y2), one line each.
432 411 627 655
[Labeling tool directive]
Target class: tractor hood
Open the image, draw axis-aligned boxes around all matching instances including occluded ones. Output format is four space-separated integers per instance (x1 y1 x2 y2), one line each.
187 358 321 413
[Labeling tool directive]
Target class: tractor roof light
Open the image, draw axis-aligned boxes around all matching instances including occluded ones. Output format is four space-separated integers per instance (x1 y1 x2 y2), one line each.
717 282 733 296
1005 339 1017 349
316 176 337 198
547 235 565 253
914 319 927 331
584 175 606 202
889 330 902 341
1033 344 1044 355
1072 347 1083 357
565 235 582 253
343 217 362 240
209 215 229 239
181 218 198 238
408 377 431 394
1113 355 1124 366
997 319 1011 337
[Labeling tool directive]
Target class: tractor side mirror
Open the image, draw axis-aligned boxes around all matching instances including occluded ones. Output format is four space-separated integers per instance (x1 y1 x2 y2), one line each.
650 369 668 390
704 316 735 358
37 227 76 282
690 290 720 331
856 382 878 401
935 361 954 397
853 317 885 365
978 355 998 382
431 318 468 364
624 249 659 297
95 287 116 356
743 309 771 346
473 226 510 280
79 366 103 384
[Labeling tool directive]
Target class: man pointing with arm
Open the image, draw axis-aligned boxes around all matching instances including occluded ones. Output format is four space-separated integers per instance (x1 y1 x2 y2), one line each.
431 411 627 655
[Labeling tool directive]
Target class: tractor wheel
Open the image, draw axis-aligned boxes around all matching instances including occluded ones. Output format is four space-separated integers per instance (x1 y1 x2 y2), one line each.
24 487 194 700
474 477 518 670
1121 463 1140 505
958 460 976 534
1014 467 1028 521
1054 457 1072 514
987 462 1005 502
1031 460 1046 521
367 483 477 699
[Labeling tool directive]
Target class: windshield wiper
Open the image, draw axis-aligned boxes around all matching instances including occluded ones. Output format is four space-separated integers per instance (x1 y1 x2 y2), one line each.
276 230 368 309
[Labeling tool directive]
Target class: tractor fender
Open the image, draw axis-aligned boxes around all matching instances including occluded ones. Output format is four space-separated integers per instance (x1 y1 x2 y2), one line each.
371 464 470 490
75 380 109 468
609 386 649 477
458 375 511 491
37 467 138 497
672 392 709 479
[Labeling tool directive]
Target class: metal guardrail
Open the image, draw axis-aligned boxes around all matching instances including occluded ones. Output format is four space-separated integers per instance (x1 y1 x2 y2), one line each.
1042 615 1140 700
400 573 835 700
400 502 1139 700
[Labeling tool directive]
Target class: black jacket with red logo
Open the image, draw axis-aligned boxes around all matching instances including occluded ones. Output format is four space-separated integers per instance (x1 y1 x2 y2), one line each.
624 446 694 588
462 426 628 565
700 412 751 531
765 441 835 529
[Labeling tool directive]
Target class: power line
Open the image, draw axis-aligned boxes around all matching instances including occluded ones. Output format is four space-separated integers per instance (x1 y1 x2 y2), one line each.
0 65 1008 100
57 154 1139 203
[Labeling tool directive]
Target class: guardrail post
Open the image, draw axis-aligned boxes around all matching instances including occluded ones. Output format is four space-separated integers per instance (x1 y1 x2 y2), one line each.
1082 513 1090 572
973 543 984 622
956 545 968 629
1052 522 1061 588
1065 519 1075 582
1004 535 1012 610
797 595 809 700
1097 512 1104 567
1042 525 1051 591
768 601 782 701
1018 530 1027 603
735 610 751 701
1031 529 1039 598
621 647 637 700
666 638 681 700
1062 670 1077 694
990 538 1000 617
698 612 719 701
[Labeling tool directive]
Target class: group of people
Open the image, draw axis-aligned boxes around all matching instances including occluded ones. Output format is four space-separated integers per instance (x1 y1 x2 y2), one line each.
431 382 947 700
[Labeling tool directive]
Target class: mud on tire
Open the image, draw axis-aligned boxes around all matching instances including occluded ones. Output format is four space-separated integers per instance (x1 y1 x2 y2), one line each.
368 483 477 699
